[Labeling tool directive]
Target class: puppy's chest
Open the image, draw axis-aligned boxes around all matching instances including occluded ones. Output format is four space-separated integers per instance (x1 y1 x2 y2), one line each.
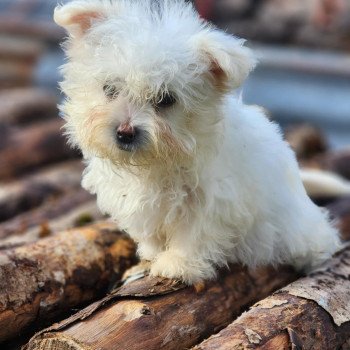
97 171 192 220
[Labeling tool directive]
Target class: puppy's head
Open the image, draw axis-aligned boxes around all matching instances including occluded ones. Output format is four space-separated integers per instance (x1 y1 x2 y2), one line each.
55 0 255 169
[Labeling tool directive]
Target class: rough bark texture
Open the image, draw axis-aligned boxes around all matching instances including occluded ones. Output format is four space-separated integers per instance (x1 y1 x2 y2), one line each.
0 88 58 125
0 160 84 222
0 119 78 180
0 222 137 343
193 245 350 350
23 264 298 350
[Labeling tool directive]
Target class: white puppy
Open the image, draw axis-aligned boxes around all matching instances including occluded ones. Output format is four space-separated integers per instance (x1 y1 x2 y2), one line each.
54 0 340 284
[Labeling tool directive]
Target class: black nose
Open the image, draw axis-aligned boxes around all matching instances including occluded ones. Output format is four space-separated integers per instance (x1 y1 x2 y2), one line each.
116 124 139 150
117 129 137 144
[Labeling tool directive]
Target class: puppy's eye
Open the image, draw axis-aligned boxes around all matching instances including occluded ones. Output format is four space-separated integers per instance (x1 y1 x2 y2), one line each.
103 84 119 100
155 92 177 109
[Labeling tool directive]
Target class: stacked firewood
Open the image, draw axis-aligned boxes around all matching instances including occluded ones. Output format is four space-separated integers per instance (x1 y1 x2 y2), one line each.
0 3 349 346
0 81 349 350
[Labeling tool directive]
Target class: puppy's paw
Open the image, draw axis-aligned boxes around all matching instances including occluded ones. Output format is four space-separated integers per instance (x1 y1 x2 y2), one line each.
150 251 215 285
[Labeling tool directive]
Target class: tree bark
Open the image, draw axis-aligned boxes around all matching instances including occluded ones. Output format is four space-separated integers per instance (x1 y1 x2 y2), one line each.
23 264 298 350
0 160 84 222
0 88 58 125
0 222 136 343
0 119 78 180
192 245 350 350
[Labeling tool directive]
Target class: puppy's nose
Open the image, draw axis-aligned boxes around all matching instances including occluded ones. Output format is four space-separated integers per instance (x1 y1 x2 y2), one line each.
116 123 138 146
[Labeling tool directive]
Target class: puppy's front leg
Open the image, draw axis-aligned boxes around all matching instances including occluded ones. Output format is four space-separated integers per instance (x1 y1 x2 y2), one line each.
137 234 165 261
150 226 217 284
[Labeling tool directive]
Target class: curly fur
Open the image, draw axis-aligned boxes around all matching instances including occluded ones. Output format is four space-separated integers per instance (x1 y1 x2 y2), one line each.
54 0 340 284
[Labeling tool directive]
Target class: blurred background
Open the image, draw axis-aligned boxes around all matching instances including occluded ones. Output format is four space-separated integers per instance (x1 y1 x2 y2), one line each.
0 0 349 149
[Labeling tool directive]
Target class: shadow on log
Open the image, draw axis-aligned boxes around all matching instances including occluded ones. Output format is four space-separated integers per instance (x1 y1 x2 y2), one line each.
193 245 350 350
0 222 136 343
23 264 298 350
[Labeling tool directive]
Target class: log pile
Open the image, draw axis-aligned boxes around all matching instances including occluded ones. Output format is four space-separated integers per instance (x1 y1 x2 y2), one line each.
0 5 349 347
22 265 298 350
0 223 137 343
193 245 350 350
0 98 348 350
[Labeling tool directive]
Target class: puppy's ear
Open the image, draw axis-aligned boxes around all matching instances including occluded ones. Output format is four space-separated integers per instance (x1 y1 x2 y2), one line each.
54 1 106 37
193 30 256 90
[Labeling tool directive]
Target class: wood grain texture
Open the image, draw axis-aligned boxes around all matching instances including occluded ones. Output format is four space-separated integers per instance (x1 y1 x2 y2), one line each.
0 222 137 343
193 245 350 350
23 264 298 350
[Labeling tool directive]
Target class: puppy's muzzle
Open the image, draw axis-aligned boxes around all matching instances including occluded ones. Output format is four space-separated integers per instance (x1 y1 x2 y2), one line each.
116 123 141 152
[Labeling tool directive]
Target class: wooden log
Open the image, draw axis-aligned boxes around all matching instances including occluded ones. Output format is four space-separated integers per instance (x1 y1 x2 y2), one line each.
0 200 103 249
23 264 298 350
0 160 84 222
0 88 58 125
0 222 137 343
0 119 78 180
192 245 350 350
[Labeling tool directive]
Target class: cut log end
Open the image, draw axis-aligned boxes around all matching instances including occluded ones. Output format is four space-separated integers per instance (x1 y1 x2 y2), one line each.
26 335 87 350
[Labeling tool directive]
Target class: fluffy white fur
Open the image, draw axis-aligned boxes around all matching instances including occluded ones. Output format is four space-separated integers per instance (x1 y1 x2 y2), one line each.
54 0 340 284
